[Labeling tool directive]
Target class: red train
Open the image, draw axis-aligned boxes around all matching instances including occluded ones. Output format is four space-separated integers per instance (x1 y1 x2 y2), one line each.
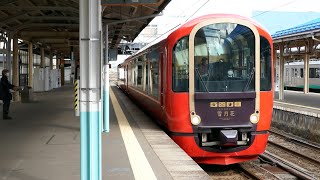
117 14 273 165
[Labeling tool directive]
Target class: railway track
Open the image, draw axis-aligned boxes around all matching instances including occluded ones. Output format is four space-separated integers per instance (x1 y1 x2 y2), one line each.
264 129 320 179
259 151 317 180
269 128 320 150
202 160 286 180
204 129 320 179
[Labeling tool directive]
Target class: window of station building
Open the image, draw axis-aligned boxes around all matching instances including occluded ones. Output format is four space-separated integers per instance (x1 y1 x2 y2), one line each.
149 47 159 98
33 54 41 67
172 36 189 92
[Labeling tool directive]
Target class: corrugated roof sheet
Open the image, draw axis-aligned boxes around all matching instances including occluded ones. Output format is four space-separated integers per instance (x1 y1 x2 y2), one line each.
272 18 320 38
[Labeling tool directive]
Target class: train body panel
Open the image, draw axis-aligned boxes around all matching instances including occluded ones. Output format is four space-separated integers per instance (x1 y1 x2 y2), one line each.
284 61 320 90
117 14 273 165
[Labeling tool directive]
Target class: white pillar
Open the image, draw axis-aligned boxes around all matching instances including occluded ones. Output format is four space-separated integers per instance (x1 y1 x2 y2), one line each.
279 43 284 100
80 0 102 179
304 44 310 94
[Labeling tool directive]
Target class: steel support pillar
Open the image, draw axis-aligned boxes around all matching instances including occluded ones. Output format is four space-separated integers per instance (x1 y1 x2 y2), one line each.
40 47 45 68
60 57 65 86
49 51 53 70
12 37 19 101
80 0 102 179
71 47 75 83
6 35 12 80
103 24 109 132
28 42 33 87
279 43 284 100
304 45 310 94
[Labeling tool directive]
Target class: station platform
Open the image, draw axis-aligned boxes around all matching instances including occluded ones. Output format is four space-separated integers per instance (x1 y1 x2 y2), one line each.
274 90 320 108
274 90 320 117
0 85 210 180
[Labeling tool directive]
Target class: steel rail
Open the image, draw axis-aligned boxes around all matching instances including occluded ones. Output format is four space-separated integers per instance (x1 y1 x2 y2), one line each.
260 151 317 180
268 140 320 165
237 163 280 180
269 129 320 150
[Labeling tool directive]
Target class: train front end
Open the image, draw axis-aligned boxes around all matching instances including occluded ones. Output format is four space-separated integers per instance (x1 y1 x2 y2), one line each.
170 16 273 165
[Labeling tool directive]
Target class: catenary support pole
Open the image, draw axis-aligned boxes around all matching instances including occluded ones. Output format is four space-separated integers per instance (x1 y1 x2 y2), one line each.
80 0 102 179
103 24 109 132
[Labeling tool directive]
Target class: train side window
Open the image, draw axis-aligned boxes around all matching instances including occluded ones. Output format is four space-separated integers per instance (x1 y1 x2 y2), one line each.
142 54 148 92
149 47 159 98
309 68 320 78
260 36 272 91
131 59 137 86
172 36 189 92
137 57 143 90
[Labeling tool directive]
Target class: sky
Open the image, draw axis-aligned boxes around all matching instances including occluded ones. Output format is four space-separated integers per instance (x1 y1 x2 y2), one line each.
134 0 320 43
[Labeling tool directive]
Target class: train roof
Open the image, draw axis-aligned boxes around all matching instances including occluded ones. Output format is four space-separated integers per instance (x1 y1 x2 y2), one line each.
127 14 270 61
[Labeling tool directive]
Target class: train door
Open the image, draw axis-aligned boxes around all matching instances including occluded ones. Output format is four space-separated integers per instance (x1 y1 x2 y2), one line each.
126 64 129 89
159 52 168 125
160 52 165 110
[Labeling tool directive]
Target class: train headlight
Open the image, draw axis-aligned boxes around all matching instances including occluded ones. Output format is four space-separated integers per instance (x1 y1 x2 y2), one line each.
250 113 259 124
191 115 201 125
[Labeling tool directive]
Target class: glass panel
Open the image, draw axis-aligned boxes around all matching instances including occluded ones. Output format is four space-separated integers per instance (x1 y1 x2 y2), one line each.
141 55 148 92
260 36 272 91
149 48 159 98
194 23 255 92
137 57 143 90
310 68 316 78
172 36 189 92
316 68 320 78
131 59 136 86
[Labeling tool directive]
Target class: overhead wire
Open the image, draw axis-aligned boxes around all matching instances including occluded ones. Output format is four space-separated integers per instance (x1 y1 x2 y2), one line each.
251 0 297 18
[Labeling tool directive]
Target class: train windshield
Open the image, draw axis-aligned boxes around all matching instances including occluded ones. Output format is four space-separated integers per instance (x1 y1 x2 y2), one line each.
194 23 256 92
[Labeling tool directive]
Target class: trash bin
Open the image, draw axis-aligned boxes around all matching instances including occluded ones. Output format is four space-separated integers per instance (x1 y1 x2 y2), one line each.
21 86 33 103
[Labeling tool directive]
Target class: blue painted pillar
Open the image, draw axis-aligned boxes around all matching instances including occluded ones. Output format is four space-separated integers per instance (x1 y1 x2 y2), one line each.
103 25 109 133
79 0 102 179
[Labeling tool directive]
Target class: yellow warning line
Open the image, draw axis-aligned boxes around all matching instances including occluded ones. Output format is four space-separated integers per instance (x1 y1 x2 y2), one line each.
110 88 157 180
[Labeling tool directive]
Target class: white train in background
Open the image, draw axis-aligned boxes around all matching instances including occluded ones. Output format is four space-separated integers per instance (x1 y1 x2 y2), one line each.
284 60 320 91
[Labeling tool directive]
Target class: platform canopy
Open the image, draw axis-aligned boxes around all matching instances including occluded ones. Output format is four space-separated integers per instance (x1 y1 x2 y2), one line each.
272 18 320 58
0 0 170 56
